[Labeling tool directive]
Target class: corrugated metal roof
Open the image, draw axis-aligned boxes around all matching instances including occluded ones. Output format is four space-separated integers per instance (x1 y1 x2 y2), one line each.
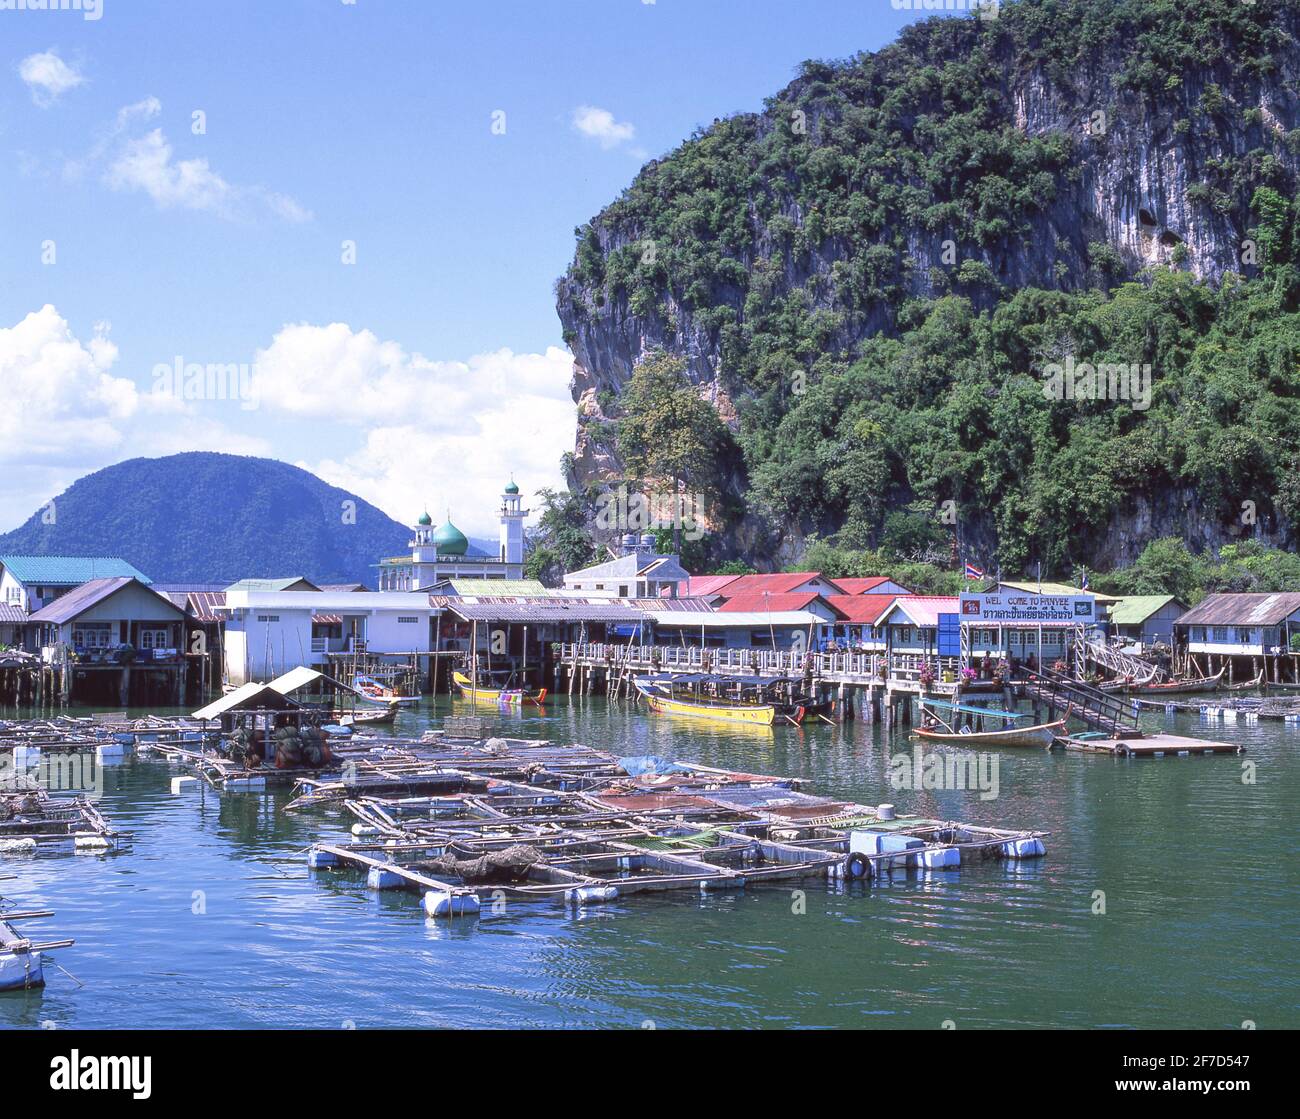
443 600 647 623
630 596 714 612
443 578 551 596
186 591 226 623
717 592 825 613
647 610 821 628
0 603 28 623
832 577 888 594
1108 595 1181 626
192 682 302 720
225 577 320 593
29 577 186 625
823 594 897 624
993 580 1118 604
717 572 843 597
312 613 343 625
1176 593 1300 627
266 666 360 697
675 574 742 597
882 596 960 628
0 555 151 586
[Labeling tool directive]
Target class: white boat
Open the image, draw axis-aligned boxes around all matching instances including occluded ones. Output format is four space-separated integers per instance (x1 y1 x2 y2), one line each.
0 945 43 991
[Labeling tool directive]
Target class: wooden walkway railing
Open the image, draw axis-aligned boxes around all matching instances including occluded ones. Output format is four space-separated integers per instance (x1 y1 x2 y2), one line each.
1020 667 1141 737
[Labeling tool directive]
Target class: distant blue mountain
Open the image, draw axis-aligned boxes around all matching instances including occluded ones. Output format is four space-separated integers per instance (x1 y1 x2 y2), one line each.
0 453 412 587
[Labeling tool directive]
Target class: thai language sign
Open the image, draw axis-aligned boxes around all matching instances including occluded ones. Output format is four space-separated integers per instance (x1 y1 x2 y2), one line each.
959 592 1095 625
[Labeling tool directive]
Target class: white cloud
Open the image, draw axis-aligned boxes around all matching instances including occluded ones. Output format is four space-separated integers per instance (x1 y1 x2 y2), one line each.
107 129 237 215
91 98 311 222
19 50 85 107
0 306 269 530
571 105 640 152
252 322 574 536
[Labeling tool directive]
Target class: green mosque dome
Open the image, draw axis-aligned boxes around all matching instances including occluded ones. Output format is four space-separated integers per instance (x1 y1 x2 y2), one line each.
417 510 433 526
432 516 469 555
504 477 520 495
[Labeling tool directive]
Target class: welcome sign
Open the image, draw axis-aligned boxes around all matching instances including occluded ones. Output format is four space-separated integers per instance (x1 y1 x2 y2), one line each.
959 592 1095 625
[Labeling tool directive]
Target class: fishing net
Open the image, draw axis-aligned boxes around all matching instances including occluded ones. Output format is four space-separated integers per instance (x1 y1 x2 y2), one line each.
417 844 544 885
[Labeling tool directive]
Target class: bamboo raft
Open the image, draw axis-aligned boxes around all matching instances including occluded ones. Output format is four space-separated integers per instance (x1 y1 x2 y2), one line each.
0 787 122 853
297 742 1048 917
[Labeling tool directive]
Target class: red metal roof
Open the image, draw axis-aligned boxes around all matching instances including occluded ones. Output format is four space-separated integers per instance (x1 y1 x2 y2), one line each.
833 577 904 595
675 574 743 597
186 591 227 623
716 572 844 597
717 592 830 614
823 594 897 624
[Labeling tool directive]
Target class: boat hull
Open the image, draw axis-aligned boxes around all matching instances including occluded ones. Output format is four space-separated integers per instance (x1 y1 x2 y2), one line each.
0 950 43 991
913 720 1064 749
643 691 778 726
452 672 547 706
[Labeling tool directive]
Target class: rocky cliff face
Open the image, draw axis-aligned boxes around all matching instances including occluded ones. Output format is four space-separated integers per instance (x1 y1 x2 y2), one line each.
556 0 1300 568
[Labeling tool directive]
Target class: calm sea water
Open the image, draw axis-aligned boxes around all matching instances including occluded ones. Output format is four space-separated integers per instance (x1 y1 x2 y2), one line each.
2 696 1296 1030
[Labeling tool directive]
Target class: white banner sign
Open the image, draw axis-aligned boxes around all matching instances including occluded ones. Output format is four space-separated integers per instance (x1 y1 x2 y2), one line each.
959 592 1095 625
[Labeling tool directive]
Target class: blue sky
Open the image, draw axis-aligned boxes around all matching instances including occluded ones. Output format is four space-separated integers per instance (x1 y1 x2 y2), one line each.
0 0 928 537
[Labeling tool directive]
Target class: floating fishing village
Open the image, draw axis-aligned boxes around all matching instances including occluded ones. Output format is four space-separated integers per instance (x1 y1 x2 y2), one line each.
2 496 1297 997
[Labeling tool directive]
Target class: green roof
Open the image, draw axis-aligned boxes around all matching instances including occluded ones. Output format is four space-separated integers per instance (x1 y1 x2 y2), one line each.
1107 595 1180 625
417 510 433 526
225 577 320 593
504 477 519 495
0 554 151 586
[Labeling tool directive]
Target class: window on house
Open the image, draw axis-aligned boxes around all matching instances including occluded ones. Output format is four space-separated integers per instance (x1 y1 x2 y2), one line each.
139 628 170 650
1237 627 1254 644
619 585 629 596
256 615 280 623
73 623 114 649
1212 627 1229 642
397 616 418 624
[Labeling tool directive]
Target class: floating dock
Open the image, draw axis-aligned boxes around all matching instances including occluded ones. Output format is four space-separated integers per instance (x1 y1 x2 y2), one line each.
0 788 122 853
1057 732 1242 757
295 740 1047 918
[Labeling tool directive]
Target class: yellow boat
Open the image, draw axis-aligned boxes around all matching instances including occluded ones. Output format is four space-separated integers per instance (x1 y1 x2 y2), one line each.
452 671 547 706
634 677 792 726
643 692 779 725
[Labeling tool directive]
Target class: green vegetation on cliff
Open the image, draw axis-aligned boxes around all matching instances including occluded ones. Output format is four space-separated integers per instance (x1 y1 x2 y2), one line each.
556 0 1300 578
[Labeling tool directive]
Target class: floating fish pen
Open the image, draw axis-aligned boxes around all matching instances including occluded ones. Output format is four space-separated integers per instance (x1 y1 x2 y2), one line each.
0 788 121 853
302 746 1046 918
0 712 213 765
0 880 75 991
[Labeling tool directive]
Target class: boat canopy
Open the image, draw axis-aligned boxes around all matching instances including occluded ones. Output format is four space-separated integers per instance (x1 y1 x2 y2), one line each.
919 697 1028 719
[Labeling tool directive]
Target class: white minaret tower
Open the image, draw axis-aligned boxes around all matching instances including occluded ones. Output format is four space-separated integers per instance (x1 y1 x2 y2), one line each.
499 476 527 566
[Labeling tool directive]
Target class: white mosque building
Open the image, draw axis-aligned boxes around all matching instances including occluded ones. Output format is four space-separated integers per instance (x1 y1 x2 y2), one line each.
376 478 529 591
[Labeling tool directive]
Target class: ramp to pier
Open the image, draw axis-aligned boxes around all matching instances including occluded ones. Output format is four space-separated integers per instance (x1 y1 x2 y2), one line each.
1020 668 1141 737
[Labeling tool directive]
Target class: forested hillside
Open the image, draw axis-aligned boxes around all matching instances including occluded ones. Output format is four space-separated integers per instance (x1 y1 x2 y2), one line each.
551 0 1300 578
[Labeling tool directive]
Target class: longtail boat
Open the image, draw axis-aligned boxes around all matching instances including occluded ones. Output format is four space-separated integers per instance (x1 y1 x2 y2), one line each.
452 670 547 707
1103 667 1226 696
914 697 1064 749
633 674 809 726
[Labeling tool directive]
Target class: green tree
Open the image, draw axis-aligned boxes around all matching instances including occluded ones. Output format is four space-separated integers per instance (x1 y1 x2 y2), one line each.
617 349 736 553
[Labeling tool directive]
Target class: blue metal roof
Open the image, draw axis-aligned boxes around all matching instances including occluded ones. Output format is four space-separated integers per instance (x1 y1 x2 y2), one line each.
0 555 151 586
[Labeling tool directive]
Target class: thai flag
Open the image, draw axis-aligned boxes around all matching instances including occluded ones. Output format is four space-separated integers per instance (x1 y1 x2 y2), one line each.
1081 568 1090 590
964 561 984 580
